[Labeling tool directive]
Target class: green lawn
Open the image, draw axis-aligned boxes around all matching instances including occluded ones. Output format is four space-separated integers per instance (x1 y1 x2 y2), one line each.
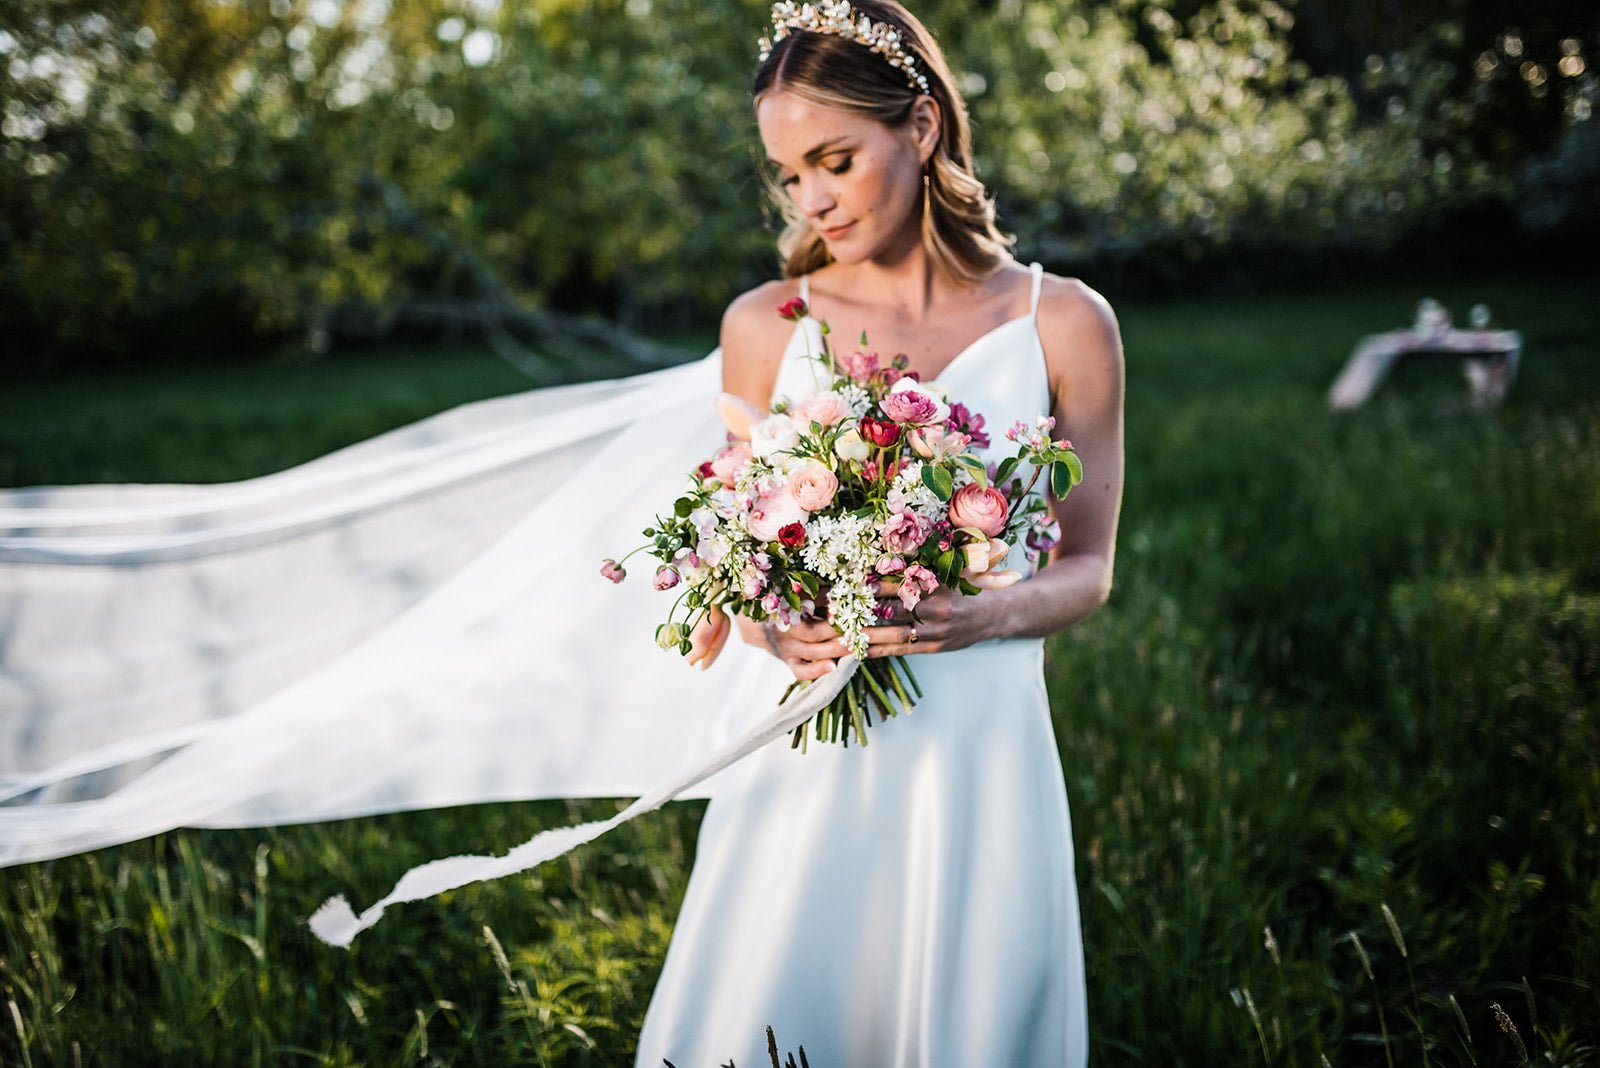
3 271 1598 1066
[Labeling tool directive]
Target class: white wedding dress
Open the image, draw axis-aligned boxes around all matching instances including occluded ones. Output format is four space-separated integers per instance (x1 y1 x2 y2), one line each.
0 263 1086 1065
635 264 1089 1066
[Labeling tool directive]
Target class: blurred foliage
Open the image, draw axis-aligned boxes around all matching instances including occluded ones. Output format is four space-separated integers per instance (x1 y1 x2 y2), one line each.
0 0 1596 366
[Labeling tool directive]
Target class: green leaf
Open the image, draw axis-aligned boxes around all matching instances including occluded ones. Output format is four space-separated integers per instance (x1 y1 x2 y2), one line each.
1051 460 1082 499
922 464 954 501
995 456 1019 485
954 453 988 486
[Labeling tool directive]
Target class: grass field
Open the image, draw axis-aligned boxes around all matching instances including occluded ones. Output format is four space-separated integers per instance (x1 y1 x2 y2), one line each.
3 270 1598 1065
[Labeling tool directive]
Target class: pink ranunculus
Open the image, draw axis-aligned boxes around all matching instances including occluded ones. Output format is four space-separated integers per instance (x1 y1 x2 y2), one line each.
881 510 932 554
746 483 806 542
600 559 626 583
947 483 1010 537
790 461 839 512
841 350 879 382
875 555 907 574
653 565 681 591
777 297 809 321
796 391 850 428
709 441 753 487
882 378 951 426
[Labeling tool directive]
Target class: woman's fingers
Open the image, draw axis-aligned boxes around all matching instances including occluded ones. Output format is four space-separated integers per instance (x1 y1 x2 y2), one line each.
686 608 731 669
863 622 929 657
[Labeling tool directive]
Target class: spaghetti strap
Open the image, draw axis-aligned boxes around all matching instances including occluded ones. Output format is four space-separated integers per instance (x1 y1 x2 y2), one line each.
1028 261 1044 316
799 275 810 303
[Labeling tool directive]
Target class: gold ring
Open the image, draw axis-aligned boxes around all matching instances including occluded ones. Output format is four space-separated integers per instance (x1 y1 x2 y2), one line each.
908 625 918 645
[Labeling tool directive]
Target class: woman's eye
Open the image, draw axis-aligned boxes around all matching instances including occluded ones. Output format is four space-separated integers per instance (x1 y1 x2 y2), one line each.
827 156 853 175
779 174 798 189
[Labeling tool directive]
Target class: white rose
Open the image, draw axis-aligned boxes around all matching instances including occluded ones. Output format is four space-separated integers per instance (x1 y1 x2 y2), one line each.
750 413 801 459
834 428 870 463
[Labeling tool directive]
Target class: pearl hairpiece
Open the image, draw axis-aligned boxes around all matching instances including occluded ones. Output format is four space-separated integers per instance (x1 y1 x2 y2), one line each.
757 1 932 95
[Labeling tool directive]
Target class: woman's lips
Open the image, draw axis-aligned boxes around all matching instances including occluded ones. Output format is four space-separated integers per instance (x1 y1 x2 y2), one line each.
818 221 855 241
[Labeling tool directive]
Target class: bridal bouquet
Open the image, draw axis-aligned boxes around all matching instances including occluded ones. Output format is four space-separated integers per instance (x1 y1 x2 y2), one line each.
603 297 1081 750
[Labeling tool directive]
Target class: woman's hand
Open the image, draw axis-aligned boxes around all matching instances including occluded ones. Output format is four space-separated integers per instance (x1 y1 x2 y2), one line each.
863 584 1003 659
735 614 850 682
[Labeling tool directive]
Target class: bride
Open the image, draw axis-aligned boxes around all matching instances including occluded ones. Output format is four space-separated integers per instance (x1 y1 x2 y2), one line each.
0 1 1121 1063
634 2 1123 1064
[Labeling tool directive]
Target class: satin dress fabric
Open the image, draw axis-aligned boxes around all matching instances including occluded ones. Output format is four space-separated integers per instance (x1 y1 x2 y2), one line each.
635 264 1089 1067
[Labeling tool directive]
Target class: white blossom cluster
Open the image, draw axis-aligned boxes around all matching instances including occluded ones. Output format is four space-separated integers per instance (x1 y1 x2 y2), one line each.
837 383 872 419
886 461 945 521
799 513 879 657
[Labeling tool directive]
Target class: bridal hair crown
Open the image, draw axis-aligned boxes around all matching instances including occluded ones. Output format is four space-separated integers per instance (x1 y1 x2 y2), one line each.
757 1 932 95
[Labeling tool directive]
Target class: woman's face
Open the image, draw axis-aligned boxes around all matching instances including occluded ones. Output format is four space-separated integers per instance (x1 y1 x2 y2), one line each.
756 90 930 266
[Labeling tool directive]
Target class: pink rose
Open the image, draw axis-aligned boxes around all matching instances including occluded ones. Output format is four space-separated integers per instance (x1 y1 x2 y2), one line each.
880 510 932 554
653 565 681 591
600 559 626 583
746 483 806 542
709 441 753 487
790 461 839 511
882 378 951 426
947 483 1009 537
796 391 850 428
841 350 879 382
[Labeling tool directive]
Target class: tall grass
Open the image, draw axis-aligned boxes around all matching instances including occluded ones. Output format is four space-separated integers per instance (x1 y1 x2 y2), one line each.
3 271 1597 1065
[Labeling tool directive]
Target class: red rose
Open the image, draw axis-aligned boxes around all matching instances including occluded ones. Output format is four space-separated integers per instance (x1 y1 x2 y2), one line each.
778 522 807 548
859 416 902 448
777 297 808 322
697 461 717 481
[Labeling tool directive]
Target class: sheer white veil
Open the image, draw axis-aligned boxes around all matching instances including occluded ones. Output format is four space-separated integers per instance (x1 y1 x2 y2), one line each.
0 351 809 869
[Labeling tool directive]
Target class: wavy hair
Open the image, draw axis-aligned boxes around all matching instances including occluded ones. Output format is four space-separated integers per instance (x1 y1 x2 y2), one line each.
752 1 1013 282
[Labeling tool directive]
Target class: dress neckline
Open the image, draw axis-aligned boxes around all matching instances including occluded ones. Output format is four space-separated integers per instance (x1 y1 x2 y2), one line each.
789 262 1044 385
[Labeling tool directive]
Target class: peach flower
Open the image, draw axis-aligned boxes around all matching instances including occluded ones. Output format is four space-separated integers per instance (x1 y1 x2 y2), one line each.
746 483 806 542
789 461 840 512
947 483 1009 537
796 391 850 428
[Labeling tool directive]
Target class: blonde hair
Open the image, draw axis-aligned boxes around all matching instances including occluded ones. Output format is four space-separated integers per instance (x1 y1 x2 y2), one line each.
752 0 1013 282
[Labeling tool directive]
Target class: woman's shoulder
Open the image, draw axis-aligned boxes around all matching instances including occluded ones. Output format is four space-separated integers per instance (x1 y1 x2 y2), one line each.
1033 271 1124 403
1035 272 1122 361
720 278 806 401
721 278 805 353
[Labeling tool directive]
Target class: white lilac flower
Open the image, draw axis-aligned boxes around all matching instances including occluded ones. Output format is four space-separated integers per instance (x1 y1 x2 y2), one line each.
887 461 945 520
839 383 871 419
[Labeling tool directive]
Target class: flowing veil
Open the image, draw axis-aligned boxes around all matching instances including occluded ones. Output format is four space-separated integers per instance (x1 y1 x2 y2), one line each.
0 350 815 872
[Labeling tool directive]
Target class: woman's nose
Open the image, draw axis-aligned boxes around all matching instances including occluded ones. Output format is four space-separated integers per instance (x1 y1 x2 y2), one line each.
798 179 834 221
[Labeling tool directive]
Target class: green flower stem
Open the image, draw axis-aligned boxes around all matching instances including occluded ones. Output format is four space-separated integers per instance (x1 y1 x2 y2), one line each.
860 661 898 720
845 681 868 747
